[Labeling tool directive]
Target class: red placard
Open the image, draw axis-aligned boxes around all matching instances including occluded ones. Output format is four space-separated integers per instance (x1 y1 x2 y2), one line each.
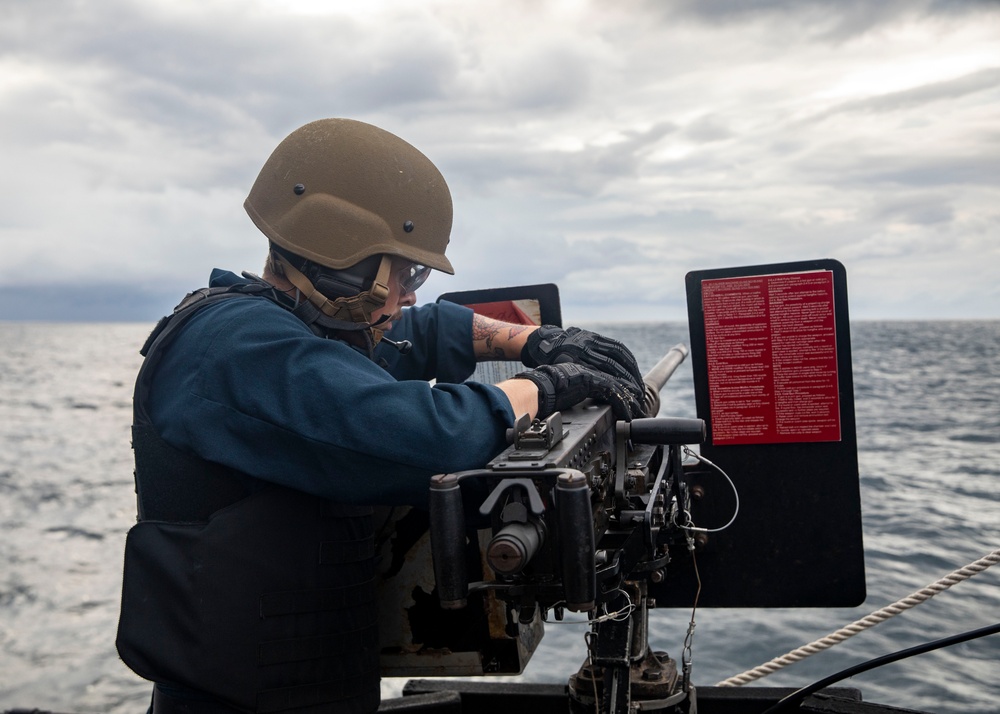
703 271 841 445
466 299 541 326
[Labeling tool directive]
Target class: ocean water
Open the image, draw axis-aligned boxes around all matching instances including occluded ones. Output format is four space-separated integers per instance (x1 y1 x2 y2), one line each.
0 320 997 713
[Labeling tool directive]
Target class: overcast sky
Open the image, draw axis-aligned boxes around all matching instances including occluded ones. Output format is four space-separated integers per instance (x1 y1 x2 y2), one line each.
1 0 998 322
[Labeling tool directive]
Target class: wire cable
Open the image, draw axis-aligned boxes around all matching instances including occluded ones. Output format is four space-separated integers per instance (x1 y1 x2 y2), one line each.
680 534 702 693
717 547 1000 686
758 621 1000 714
588 588 636 624
679 446 740 533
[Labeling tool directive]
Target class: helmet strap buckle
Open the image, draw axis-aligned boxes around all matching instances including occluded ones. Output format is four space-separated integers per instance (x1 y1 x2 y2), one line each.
268 251 393 345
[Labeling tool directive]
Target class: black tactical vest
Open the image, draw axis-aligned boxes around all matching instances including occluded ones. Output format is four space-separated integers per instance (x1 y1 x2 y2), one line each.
116 285 381 713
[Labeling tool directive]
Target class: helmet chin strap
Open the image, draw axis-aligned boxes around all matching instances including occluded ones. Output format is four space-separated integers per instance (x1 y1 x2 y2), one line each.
268 252 393 345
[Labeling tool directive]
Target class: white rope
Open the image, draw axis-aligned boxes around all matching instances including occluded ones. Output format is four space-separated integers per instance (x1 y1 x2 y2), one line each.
716 547 1000 687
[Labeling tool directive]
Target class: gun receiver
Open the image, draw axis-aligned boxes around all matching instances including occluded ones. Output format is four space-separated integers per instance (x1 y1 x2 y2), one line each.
429 344 705 712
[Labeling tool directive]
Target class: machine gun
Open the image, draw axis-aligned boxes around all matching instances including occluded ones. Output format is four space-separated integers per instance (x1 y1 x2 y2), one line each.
428 344 706 713
379 263 864 713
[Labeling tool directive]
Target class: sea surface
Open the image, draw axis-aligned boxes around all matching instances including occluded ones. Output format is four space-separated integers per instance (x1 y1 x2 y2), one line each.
0 320 997 713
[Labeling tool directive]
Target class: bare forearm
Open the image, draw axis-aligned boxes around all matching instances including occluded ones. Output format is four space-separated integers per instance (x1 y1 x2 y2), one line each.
471 314 538 361
497 377 539 421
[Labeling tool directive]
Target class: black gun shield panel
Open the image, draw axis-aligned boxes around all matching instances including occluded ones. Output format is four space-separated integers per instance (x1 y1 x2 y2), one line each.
652 259 865 608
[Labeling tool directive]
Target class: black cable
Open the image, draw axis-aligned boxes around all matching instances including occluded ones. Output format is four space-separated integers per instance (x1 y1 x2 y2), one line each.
759 621 1000 714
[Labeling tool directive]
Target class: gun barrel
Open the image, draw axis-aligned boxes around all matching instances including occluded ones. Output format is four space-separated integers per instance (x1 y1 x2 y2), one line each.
642 343 688 417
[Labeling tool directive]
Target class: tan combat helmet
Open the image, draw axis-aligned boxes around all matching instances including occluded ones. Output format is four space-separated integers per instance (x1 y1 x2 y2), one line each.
245 118 454 274
244 119 454 339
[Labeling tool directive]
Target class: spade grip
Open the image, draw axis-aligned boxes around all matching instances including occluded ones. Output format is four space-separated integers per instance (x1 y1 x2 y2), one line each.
556 470 596 612
429 474 469 609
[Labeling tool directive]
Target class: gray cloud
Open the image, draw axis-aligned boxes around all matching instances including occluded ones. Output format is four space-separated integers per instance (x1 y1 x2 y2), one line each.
1 0 998 321
439 121 679 200
653 0 996 41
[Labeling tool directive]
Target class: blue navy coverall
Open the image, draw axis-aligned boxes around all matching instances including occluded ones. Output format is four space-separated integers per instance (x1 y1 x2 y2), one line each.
115 269 520 713
148 269 516 505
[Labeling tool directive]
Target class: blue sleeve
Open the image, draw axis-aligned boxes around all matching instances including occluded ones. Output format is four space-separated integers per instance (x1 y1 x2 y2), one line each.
374 300 477 383
148 297 514 506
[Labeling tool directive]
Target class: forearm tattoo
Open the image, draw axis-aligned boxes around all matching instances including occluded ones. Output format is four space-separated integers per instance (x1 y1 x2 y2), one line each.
472 314 503 353
472 315 533 359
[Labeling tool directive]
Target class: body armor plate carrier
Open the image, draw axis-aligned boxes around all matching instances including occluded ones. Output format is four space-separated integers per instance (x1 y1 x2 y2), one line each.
116 284 380 714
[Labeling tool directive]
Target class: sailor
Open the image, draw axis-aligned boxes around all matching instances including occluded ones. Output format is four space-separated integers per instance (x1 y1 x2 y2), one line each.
116 118 646 714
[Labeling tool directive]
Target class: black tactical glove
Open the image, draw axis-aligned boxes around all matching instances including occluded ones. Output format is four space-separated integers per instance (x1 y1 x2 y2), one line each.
522 325 644 397
514 363 645 422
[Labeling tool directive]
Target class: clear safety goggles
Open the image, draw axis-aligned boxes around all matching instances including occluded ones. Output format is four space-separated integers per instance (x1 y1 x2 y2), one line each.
398 263 431 295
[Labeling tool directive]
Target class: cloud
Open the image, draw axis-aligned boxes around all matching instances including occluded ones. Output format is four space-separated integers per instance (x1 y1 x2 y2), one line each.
654 0 996 42
0 0 998 321
824 66 1000 116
